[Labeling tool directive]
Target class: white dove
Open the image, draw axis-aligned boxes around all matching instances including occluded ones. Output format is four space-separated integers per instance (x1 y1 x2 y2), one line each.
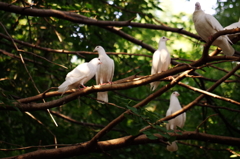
150 37 171 91
225 22 240 30
58 58 101 93
93 46 114 104
224 21 240 39
193 2 234 56
166 91 186 152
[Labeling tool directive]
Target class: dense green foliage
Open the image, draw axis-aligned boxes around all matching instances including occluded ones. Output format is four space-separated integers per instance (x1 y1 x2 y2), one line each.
0 0 240 158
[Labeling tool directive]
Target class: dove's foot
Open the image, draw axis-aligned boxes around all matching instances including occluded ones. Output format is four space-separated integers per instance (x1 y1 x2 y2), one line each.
208 35 213 41
203 36 213 46
79 85 87 90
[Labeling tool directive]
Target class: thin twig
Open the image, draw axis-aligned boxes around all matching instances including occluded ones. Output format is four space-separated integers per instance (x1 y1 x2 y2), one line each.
50 110 124 132
197 103 240 113
195 114 218 133
0 142 72 151
0 22 21 51
178 82 240 106
25 112 58 148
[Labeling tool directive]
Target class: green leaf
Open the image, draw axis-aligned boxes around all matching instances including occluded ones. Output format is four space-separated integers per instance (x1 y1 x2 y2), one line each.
143 131 158 140
126 106 139 114
159 131 171 139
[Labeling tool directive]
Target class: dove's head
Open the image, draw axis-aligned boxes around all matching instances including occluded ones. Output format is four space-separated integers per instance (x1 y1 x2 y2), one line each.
195 2 201 11
93 46 104 52
172 91 180 97
160 36 170 42
158 37 169 47
90 58 102 65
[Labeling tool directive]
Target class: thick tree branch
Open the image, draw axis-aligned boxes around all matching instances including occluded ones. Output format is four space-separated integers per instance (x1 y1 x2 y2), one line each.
0 33 151 57
0 64 193 110
4 131 240 159
1 55 239 111
0 2 201 41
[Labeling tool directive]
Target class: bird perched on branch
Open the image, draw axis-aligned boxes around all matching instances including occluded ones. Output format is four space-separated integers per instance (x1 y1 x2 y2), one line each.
224 21 240 40
58 58 101 93
166 91 186 151
193 2 234 56
94 46 114 104
150 37 171 91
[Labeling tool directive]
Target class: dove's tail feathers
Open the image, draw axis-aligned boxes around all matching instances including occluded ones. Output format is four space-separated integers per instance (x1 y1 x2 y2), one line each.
150 81 160 91
58 81 70 93
221 40 234 56
215 37 234 56
167 141 178 152
97 92 108 104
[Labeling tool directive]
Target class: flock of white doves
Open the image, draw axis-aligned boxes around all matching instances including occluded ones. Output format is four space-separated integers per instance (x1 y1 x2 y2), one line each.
57 2 237 151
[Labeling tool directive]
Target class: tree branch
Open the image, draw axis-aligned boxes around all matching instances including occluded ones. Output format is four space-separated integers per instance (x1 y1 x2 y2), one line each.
4 131 240 159
0 2 201 41
178 82 240 106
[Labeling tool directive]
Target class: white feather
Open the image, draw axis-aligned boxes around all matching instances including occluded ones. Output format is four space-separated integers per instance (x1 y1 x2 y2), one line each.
166 91 186 152
224 22 240 39
94 46 115 104
58 58 101 93
224 22 240 30
150 37 171 91
193 2 234 56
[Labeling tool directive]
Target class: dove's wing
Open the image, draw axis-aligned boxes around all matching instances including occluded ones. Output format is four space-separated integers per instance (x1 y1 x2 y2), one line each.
150 50 162 91
204 14 234 55
151 50 161 75
160 48 171 71
58 63 88 92
225 22 240 30
58 59 99 93
96 56 114 84
224 22 240 40
205 14 223 32
166 108 173 130
108 58 115 82
96 66 101 85
66 63 90 84
182 112 186 128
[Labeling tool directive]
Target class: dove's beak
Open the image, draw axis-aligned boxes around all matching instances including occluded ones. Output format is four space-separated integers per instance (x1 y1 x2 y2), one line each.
93 49 96 52
166 38 170 41
176 92 180 96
